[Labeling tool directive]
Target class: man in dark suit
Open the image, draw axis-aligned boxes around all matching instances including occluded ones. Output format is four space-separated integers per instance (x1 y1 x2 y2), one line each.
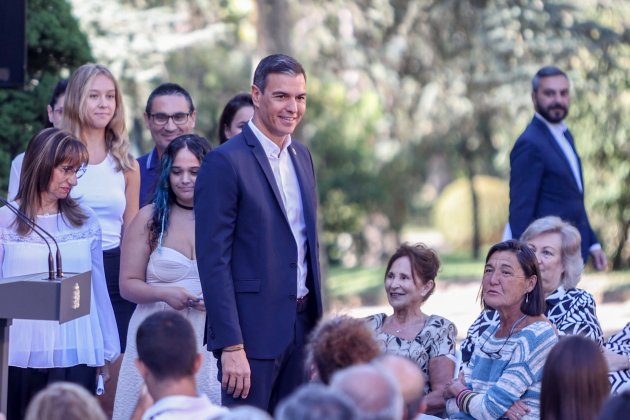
195 54 323 413
509 66 607 269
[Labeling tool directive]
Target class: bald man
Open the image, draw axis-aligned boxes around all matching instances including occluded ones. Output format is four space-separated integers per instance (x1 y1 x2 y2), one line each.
330 364 403 420
374 355 427 420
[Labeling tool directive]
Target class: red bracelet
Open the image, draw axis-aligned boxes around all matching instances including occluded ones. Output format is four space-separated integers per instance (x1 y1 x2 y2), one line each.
456 388 471 409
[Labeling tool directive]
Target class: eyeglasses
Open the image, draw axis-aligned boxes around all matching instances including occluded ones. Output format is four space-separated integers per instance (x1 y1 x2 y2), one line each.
149 112 190 126
59 165 87 179
479 314 527 359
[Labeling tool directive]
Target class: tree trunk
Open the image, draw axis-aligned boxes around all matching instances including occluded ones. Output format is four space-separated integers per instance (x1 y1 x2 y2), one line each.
255 0 292 55
464 153 481 259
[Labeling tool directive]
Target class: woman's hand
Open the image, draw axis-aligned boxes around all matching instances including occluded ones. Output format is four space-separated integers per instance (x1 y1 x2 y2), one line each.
97 361 111 383
444 371 466 399
159 287 204 310
503 400 531 420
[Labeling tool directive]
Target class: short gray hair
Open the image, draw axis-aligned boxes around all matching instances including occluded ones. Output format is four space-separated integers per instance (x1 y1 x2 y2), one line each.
330 364 404 420
520 216 584 289
532 66 568 92
275 382 358 420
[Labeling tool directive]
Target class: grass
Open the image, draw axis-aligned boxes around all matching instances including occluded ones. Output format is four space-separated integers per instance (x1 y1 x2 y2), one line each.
325 254 630 304
325 252 484 300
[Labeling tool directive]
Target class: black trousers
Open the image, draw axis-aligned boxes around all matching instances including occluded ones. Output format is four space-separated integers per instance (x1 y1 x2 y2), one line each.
7 365 96 420
219 307 314 414
103 247 135 352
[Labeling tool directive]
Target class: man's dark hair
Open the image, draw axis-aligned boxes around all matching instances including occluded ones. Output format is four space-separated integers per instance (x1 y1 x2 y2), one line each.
45 79 68 128
252 54 306 93
49 79 68 108
532 66 568 92
136 311 197 380
145 82 195 114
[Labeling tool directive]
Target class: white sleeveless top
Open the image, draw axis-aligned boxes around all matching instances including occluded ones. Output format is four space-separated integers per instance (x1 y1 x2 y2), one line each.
72 153 126 250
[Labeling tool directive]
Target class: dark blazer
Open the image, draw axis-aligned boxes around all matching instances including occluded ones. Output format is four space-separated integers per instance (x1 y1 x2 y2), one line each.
195 124 323 359
509 116 597 261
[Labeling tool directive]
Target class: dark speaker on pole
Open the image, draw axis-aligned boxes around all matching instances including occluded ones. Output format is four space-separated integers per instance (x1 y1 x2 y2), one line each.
0 0 27 88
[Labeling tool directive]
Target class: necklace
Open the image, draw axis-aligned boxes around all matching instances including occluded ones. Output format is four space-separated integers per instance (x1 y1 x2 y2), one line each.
505 314 528 336
392 315 426 334
480 314 527 359
174 200 193 211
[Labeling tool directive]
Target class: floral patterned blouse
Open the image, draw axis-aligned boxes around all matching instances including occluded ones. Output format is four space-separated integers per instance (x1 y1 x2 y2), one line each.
365 313 457 394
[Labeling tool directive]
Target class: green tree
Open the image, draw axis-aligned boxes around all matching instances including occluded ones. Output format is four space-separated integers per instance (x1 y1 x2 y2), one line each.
296 0 628 262
0 0 93 194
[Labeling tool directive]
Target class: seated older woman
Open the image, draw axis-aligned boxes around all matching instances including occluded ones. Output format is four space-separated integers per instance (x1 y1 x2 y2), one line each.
461 216 603 364
445 240 558 420
365 243 457 415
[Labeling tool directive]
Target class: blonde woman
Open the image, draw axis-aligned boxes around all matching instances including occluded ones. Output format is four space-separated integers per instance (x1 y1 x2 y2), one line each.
62 64 140 405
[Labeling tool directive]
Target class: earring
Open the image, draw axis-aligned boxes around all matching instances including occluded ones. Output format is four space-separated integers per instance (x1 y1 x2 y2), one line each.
525 293 529 304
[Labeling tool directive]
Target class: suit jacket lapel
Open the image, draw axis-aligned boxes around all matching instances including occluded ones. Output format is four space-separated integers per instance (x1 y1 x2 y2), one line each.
563 129 585 189
534 118 582 193
243 126 289 220
288 144 315 228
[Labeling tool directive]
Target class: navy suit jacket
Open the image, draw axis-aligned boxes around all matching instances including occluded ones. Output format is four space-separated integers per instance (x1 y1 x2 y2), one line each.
137 147 159 207
509 116 597 261
195 124 323 359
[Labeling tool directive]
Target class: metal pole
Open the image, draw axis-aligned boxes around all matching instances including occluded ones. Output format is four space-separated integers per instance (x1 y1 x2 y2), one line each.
0 318 12 415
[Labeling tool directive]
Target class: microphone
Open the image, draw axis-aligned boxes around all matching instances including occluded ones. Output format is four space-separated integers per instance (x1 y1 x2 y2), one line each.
0 197 62 279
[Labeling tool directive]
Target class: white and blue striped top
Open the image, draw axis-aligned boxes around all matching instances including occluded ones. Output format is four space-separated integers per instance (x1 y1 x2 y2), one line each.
450 320 557 419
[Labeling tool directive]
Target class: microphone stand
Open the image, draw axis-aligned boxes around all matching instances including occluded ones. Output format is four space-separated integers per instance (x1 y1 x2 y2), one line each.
0 198 92 415
0 197 57 280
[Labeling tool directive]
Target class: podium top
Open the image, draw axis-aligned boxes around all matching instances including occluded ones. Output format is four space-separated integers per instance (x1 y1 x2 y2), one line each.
0 271 91 323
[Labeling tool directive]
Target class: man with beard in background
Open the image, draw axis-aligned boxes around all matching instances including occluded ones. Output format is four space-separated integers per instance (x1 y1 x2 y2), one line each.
508 66 607 270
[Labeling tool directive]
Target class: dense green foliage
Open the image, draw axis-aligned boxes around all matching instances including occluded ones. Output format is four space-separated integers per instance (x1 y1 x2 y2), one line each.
7 0 629 267
0 0 93 193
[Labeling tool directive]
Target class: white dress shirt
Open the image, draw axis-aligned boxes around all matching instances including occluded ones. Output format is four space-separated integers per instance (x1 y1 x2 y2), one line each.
535 113 582 192
248 121 309 298
142 394 227 420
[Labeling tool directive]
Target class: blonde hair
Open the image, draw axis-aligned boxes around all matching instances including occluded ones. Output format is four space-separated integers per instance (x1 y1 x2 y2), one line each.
62 63 133 171
520 216 584 290
24 382 107 420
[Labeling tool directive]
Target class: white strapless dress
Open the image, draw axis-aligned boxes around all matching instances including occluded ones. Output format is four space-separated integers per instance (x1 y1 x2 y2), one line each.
112 247 220 420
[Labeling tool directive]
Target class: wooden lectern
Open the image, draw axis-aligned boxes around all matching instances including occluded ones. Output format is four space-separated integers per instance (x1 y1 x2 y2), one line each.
0 272 91 415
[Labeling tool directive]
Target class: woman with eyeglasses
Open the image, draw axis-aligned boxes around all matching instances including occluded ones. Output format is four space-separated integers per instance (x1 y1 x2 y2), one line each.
444 240 557 420
0 128 119 420
365 243 457 416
